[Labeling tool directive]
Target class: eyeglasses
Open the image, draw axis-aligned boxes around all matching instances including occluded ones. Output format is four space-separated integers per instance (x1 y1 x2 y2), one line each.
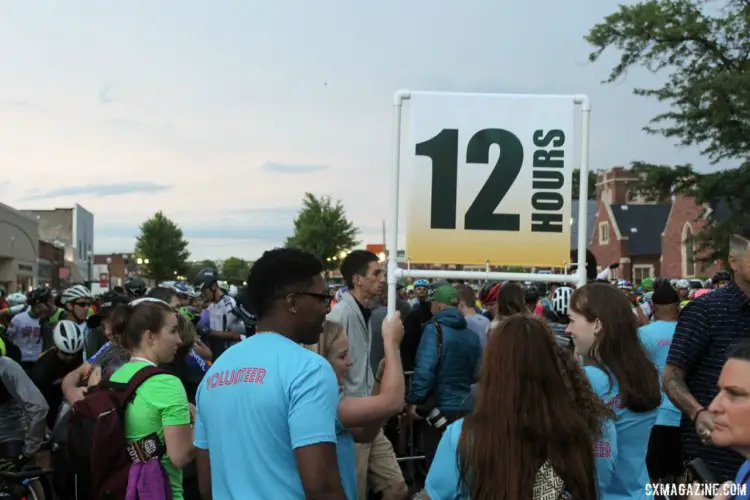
293 292 334 304
74 302 91 308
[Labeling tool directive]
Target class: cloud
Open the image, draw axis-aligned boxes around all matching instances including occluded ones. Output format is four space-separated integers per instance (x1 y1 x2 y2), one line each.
4 99 33 108
109 118 141 128
98 83 115 104
96 221 294 243
261 162 329 174
20 182 173 201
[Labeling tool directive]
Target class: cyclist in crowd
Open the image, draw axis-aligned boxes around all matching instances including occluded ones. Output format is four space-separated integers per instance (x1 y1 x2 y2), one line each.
31 320 85 430
5 286 51 373
61 293 130 404
194 268 243 359
108 296 195 499
0 352 48 471
568 282 662 498
194 248 346 499
426 315 610 499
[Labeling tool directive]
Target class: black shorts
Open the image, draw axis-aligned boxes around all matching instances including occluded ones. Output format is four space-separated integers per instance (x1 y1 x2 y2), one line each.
647 425 683 479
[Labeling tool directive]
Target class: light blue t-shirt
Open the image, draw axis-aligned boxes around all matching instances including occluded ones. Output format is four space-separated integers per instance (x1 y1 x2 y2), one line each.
638 321 680 427
335 419 357 500
586 365 657 500
194 333 340 499
733 460 750 500
425 418 464 499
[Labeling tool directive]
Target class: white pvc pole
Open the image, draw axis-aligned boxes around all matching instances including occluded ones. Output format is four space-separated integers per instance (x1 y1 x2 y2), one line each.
574 95 591 287
387 90 410 317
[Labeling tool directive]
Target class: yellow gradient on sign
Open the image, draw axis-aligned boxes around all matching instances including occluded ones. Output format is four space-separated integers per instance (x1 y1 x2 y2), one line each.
405 91 575 267
407 226 569 266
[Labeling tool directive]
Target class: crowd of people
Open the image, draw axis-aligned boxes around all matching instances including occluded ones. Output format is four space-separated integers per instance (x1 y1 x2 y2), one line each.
0 229 748 499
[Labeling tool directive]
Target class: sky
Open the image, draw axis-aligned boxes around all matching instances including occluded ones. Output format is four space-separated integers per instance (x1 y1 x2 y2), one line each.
0 0 723 260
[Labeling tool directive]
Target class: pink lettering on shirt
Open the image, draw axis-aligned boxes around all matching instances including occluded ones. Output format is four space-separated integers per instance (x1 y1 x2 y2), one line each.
206 367 267 390
594 441 612 458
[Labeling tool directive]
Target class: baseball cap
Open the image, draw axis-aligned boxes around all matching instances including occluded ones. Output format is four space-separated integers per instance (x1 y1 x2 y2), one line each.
427 284 459 307
87 294 129 329
652 286 680 305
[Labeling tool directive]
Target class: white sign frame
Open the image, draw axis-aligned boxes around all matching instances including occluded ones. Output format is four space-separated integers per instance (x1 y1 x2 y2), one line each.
386 90 592 315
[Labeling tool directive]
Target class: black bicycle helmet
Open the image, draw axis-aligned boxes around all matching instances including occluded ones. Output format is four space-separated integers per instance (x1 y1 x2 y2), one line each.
479 282 501 305
712 269 731 283
524 285 540 304
124 276 147 297
653 277 671 290
193 268 219 290
28 286 52 306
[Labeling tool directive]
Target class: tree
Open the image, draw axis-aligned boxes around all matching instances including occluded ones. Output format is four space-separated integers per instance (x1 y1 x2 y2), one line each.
586 0 749 164
222 257 252 284
586 0 750 262
572 168 597 200
135 211 190 284
285 193 360 273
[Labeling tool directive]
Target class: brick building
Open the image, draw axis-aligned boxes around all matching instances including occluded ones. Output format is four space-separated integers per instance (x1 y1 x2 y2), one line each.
589 167 725 282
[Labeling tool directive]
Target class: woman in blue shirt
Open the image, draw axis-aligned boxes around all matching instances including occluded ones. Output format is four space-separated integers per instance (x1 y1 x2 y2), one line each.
308 314 406 500
425 315 610 500
567 283 662 499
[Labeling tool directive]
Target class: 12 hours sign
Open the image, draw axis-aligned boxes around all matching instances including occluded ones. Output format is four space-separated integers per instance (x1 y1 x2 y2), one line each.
405 91 575 267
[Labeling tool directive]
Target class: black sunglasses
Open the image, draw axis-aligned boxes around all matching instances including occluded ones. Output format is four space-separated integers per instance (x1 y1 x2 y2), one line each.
292 292 334 304
74 302 91 308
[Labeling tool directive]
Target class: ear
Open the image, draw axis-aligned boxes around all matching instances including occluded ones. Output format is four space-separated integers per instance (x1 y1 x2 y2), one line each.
143 329 157 345
284 294 297 314
594 318 603 335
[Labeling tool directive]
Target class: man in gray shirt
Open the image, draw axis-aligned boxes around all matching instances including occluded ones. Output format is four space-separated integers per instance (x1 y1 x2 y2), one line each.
455 284 491 349
0 355 48 462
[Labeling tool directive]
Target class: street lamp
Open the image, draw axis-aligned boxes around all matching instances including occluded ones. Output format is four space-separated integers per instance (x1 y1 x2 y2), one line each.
106 256 112 290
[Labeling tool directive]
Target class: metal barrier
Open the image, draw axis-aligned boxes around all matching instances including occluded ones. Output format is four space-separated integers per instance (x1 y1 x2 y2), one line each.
393 371 426 465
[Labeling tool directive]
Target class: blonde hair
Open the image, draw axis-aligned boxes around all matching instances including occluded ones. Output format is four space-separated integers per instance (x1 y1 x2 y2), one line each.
302 320 346 360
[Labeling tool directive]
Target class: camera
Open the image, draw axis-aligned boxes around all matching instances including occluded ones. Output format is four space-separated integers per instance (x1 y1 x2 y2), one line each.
416 406 448 431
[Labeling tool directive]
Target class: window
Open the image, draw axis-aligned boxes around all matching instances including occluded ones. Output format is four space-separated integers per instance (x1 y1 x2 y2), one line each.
682 224 695 276
599 222 610 244
633 265 654 284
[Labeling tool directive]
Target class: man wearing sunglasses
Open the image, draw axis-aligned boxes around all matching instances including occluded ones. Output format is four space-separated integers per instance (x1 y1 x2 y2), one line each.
59 285 93 358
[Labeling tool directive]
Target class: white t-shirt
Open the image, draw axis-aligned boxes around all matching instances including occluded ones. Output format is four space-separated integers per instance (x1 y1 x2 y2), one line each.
7 310 43 362
209 294 240 333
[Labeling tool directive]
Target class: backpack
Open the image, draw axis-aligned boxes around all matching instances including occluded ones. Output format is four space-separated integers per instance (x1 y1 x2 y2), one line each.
66 365 167 500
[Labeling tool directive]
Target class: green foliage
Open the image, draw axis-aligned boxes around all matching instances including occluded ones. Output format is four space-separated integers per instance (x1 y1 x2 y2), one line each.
572 168 597 199
586 0 749 163
285 193 360 272
222 257 252 284
587 0 750 263
135 211 190 283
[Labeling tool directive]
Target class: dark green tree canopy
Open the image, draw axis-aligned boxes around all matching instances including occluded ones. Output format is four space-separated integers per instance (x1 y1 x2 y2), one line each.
135 211 190 283
587 0 749 163
222 257 252 284
587 0 749 263
285 193 359 272
572 168 597 200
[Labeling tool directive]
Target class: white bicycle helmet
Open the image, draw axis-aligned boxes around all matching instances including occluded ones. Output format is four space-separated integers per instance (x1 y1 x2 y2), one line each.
61 284 92 305
53 320 85 354
6 292 27 307
675 279 690 289
552 286 574 317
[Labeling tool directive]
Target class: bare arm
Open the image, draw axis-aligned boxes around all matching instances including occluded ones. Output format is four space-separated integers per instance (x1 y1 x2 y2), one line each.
196 449 212 500
163 425 196 468
340 344 404 443
295 443 347 499
663 364 703 420
193 338 212 361
62 362 90 404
